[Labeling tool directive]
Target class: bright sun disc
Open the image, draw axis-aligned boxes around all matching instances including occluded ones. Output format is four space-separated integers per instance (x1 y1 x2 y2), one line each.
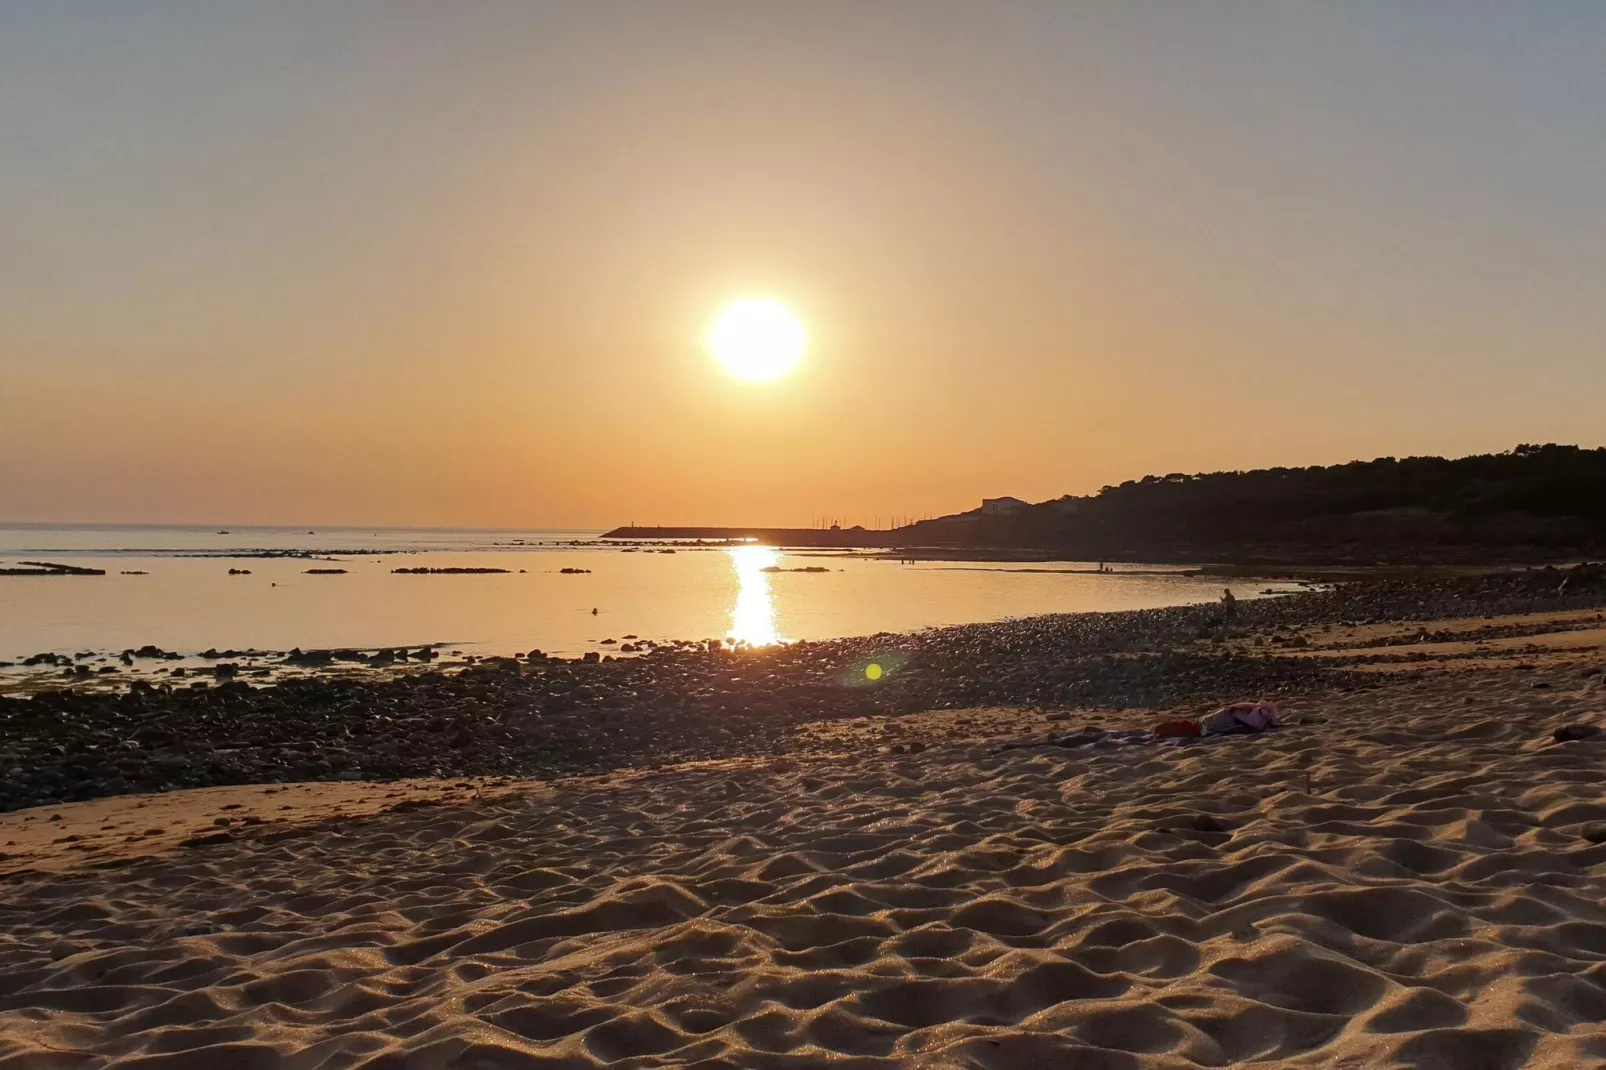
707 298 806 382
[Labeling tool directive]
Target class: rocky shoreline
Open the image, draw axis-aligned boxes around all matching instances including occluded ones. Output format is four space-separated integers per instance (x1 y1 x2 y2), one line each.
2 564 1604 812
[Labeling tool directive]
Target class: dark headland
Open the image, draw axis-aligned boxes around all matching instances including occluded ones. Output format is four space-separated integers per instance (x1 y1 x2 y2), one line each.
605 444 1606 565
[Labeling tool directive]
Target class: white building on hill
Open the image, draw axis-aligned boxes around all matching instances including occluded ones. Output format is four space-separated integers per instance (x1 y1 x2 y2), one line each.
979 496 1030 517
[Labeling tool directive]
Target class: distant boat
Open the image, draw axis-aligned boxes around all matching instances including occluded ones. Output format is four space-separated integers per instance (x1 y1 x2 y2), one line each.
217 530 230 535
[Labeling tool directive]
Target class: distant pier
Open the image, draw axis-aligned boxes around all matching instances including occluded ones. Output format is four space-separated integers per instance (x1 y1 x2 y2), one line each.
599 526 902 548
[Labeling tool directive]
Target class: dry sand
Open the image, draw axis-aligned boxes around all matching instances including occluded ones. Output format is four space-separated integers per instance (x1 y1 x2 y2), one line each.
3 666 1606 1068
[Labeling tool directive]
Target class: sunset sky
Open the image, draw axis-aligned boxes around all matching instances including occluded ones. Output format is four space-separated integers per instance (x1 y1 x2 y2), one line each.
4 2 1605 529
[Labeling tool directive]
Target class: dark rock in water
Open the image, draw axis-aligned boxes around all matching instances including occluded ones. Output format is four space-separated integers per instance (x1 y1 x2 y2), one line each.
228 568 252 575
559 568 592 574
125 645 181 660
305 568 348 575
1554 723 1603 743
2 561 106 576
179 831 233 848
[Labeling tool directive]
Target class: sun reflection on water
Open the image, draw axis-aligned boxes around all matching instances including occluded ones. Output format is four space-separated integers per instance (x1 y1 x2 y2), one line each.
727 545 782 647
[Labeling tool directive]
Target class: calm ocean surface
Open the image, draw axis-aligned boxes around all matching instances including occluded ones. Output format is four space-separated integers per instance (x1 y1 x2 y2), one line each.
0 525 1294 660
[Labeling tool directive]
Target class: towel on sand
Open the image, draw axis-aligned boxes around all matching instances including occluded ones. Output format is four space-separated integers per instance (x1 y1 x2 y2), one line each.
1199 700 1280 736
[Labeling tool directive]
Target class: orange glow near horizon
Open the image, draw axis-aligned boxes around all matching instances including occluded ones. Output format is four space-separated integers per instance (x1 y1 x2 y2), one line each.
5 7 1606 530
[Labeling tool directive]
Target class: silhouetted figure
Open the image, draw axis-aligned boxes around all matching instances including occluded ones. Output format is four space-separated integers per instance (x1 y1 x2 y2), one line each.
1221 587 1237 614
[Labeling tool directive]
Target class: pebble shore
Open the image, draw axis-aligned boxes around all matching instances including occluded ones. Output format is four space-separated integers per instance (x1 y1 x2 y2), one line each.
2 564 1603 812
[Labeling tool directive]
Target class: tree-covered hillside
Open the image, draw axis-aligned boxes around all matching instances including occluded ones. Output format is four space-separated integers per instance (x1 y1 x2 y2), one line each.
898 445 1606 563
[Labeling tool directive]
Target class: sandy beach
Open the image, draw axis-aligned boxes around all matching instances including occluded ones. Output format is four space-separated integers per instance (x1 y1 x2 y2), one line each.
13 0 1606 1062
4 600 1606 1068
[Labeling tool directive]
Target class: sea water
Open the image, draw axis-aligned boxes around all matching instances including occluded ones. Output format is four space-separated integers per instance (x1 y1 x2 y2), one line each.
0 524 1292 662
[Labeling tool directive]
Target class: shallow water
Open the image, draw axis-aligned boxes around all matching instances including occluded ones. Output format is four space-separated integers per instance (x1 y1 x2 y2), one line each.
0 524 1292 660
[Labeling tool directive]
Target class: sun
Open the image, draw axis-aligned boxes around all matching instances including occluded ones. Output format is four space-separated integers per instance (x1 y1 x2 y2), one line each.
706 297 806 382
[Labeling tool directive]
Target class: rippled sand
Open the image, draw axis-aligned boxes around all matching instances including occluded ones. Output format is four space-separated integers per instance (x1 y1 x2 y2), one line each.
3 669 1606 1068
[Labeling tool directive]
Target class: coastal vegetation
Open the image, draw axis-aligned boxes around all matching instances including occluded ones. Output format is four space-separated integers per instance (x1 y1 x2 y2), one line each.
899 444 1606 563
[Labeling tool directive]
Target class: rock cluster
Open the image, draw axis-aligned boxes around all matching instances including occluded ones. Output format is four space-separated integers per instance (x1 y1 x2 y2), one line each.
392 567 511 574
0 635 1351 811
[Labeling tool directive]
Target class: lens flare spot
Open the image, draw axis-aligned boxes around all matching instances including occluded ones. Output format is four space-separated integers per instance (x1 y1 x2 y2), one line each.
841 652 905 687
